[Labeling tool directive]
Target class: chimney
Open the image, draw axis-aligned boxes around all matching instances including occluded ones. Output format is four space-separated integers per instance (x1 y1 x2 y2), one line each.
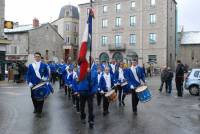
33 18 39 28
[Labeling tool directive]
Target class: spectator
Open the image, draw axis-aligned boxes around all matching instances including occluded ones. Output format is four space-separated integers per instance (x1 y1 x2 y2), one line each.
175 60 185 97
158 66 168 92
166 67 174 94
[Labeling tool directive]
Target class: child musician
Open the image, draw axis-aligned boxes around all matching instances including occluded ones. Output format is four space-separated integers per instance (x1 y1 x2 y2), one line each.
99 66 115 116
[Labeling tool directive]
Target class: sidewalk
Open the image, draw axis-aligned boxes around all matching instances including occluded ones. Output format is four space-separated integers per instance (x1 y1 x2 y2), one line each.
0 79 26 87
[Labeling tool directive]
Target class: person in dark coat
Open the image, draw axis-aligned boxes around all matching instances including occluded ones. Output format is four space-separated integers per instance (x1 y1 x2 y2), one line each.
158 66 168 92
175 60 185 97
166 67 174 94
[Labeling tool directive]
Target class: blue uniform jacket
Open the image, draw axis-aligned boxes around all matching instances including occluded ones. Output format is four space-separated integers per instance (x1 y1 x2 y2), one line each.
26 63 49 85
78 72 98 94
64 73 73 86
99 73 115 92
49 63 56 73
126 66 145 88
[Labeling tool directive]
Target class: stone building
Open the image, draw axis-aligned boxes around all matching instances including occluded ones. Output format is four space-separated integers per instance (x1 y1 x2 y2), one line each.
0 0 11 80
79 0 177 69
178 31 200 69
52 5 79 62
4 19 64 65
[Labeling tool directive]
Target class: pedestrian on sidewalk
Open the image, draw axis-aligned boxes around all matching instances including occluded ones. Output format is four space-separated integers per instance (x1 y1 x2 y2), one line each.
175 60 185 97
166 67 174 94
158 66 168 92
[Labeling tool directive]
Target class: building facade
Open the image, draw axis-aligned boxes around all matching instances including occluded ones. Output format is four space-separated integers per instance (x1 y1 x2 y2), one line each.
79 0 177 69
178 31 200 69
5 22 64 65
0 0 11 80
52 5 79 62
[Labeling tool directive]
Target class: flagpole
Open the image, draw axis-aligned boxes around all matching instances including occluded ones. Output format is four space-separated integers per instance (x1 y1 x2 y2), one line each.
89 0 93 68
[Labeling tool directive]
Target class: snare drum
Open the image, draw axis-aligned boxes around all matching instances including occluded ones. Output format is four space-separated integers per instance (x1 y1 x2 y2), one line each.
135 86 151 103
121 81 128 87
32 82 52 100
105 90 117 102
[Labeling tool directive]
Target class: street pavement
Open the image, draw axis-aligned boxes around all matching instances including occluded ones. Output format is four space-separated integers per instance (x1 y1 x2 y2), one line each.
0 76 199 134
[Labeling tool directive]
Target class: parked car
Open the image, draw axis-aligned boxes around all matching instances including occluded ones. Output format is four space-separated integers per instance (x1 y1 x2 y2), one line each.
184 69 200 96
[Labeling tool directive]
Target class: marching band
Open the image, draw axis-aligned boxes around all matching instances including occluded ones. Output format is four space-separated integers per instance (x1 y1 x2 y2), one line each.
26 53 151 129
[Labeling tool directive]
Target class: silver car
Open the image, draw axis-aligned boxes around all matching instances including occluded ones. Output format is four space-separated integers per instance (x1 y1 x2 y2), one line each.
184 69 200 96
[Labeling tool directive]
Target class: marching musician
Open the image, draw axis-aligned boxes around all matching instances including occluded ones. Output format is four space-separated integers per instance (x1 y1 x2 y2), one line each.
99 66 115 116
126 59 146 115
64 67 73 99
57 60 66 89
49 61 57 84
96 65 103 106
26 52 50 117
71 67 80 112
77 68 98 129
116 62 129 106
109 59 117 76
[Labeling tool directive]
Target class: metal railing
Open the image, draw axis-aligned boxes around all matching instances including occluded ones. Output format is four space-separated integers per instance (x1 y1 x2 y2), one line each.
108 43 126 51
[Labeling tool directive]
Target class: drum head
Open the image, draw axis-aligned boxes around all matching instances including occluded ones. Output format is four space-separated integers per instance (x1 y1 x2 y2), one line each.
105 90 115 97
136 86 147 93
32 82 46 90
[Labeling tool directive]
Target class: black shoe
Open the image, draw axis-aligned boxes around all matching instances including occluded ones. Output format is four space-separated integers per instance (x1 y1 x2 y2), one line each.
122 101 125 106
103 111 109 116
81 119 86 124
119 102 122 107
76 110 80 113
89 122 94 129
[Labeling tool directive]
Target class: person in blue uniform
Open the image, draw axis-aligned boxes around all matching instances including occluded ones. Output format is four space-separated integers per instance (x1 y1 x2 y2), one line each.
64 68 73 99
77 67 98 129
115 62 130 106
126 60 146 115
71 67 80 112
96 66 103 106
49 61 57 84
26 52 50 117
99 66 115 116
57 60 66 89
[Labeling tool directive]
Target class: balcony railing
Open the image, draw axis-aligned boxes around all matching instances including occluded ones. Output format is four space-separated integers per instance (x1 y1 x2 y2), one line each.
108 43 126 51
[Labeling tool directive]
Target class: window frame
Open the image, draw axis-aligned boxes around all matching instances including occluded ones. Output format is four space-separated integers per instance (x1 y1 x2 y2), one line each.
101 36 108 46
150 14 156 24
130 34 136 45
115 17 121 27
149 33 157 44
130 16 136 26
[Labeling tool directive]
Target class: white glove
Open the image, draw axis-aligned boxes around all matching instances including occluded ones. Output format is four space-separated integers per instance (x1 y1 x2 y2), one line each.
42 77 48 81
100 90 104 94
130 85 134 89
114 83 117 86
69 84 72 88
98 88 100 91
29 82 33 88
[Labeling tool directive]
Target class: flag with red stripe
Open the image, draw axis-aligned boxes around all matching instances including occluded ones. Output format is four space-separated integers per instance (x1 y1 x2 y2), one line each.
78 9 94 81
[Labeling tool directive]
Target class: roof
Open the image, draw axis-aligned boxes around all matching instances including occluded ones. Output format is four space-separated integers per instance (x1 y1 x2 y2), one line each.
4 24 34 33
181 31 200 45
59 5 79 19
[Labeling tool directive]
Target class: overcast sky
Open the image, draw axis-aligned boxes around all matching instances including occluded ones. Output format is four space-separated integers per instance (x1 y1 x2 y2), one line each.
5 0 200 31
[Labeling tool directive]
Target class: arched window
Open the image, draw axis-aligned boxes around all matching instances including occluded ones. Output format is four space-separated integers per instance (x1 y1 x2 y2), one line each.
112 52 123 62
99 52 109 62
